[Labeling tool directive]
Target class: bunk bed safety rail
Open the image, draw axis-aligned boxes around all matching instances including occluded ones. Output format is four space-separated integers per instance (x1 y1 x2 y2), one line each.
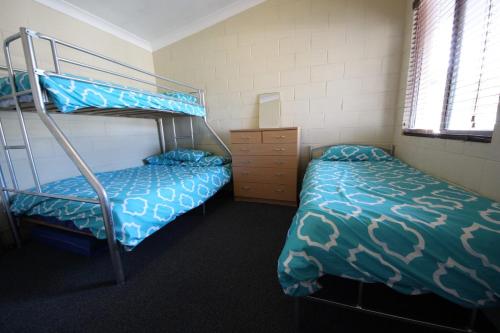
32 29 202 99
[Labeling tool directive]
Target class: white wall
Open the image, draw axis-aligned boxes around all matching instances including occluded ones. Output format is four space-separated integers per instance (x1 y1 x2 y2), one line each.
153 0 407 167
393 0 500 202
0 0 158 242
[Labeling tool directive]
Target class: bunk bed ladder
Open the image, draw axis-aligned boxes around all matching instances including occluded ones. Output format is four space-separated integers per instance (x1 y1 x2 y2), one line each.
0 119 22 248
0 98 42 193
0 38 44 248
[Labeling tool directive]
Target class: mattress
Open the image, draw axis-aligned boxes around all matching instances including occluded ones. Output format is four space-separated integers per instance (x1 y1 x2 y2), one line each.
277 158 500 308
0 72 205 116
11 164 231 248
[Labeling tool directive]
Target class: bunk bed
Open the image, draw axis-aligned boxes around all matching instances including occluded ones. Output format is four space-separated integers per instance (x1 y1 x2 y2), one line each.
277 144 500 332
0 27 232 284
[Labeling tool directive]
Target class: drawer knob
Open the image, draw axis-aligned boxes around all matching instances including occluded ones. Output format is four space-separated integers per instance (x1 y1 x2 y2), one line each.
275 189 284 193
275 173 284 176
241 137 250 140
242 172 249 175
240 148 250 151
274 135 286 139
273 148 285 151
240 160 250 164
275 161 284 165
242 186 251 190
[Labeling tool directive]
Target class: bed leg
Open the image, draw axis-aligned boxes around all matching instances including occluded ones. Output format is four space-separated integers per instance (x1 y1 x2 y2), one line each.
356 281 364 308
5 208 21 248
202 203 206 216
0 170 21 248
108 241 125 285
466 309 477 333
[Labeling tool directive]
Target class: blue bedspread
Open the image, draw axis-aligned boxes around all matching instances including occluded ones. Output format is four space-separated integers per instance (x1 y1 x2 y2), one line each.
11 164 231 248
0 72 205 116
277 159 500 308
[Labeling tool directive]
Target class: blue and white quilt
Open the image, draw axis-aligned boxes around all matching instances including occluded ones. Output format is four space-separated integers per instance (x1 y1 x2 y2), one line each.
277 158 500 308
10 164 231 248
0 72 205 116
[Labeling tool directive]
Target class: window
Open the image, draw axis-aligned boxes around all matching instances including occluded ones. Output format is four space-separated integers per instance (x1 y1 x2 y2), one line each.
404 0 500 142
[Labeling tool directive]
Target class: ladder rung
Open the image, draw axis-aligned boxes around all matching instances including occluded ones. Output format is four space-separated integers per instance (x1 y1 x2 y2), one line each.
5 145 26 150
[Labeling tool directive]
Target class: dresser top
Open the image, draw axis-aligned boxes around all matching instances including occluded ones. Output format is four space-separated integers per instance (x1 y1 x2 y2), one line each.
230 127 298 132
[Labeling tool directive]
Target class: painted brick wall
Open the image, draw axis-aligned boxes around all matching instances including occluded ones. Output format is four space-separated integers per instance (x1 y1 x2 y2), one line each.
153 0 407 167
0 0 158 242
393 0 500 202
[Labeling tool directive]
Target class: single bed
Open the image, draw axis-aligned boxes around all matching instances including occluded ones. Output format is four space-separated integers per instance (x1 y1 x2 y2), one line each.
277 146 500 309
10 163 231 249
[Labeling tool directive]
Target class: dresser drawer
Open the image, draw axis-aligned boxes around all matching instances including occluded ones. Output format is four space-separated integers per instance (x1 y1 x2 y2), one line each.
230 131 261 144
234 182 296 202
232 143 297 156
233 167 297 185
232 155 297 169
262 129 298 143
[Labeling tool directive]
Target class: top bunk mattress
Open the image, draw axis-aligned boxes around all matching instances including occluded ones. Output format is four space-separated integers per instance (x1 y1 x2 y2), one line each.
0 72 205 116
277 158 500 308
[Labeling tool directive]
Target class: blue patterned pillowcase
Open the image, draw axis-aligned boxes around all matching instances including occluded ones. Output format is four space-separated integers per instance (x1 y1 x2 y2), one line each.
320 145 392 161
191 155 230 167
0 76 11 96
145 149 211 164
0 72 31 97
162 92 198 104
144 156 179 165
145 153 229 167
165 148 211 162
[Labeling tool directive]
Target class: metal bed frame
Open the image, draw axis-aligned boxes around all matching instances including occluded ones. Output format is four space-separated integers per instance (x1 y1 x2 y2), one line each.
0 27 231 284
294 144 479 333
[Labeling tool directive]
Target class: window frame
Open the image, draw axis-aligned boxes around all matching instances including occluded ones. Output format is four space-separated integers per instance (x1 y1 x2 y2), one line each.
403 0 497 143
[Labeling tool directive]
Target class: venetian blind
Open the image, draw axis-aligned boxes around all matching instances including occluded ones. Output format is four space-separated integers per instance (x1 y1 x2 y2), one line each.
404 0 499 136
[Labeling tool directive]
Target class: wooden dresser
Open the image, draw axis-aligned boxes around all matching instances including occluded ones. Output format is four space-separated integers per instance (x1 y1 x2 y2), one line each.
230 127 300 206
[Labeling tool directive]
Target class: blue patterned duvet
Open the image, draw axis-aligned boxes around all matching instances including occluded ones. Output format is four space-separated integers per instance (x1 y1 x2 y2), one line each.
0 72 205 116
11 164 231 248
277 159 500 308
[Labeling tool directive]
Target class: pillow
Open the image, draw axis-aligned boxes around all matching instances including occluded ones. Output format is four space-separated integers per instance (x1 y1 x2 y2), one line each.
145 153 229 167
0 72 31 97
145 149 211 164
165 148 211 162
162 91 198 104
0 76 11 97
143 156 181 165
320 145 392 161
190 155 230 167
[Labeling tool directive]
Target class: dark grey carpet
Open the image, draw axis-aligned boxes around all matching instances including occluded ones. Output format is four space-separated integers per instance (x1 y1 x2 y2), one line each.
0 194 497 333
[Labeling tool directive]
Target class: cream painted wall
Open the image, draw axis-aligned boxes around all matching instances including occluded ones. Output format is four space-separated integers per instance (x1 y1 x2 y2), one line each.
153 0 407 166
0 0 158 241
393 0 500 202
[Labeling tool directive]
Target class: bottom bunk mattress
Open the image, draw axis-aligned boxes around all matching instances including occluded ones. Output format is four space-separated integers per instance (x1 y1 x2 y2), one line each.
11 164 231 248
277 159 500 308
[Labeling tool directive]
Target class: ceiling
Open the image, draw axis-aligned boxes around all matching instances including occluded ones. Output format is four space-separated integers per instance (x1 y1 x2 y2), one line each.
36 0 265 51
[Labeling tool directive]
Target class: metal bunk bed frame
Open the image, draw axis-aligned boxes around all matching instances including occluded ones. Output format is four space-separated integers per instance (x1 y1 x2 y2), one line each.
293 144 480 333
0 27 231 284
